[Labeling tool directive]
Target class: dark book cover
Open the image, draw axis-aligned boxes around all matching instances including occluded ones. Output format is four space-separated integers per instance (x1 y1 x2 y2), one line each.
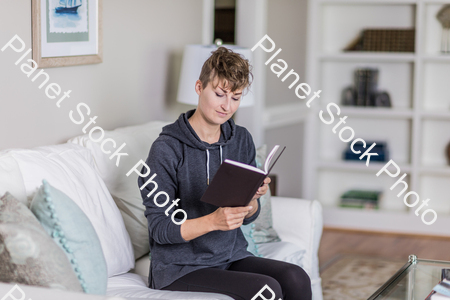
200 146 285 207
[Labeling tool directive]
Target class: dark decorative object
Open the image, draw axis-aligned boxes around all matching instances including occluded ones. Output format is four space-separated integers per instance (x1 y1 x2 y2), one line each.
343 140 389 162
341 87 357 106
374 91 392 107
354 68 378 106
341 68 391 107
344 28 415 52
446 141 450 165
437 5 450 54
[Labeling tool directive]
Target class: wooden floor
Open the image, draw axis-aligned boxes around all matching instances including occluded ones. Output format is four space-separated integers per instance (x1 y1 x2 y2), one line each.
318 228 450 271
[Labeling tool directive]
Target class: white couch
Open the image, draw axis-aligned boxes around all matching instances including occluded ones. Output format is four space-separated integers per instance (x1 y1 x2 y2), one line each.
0 121 323 300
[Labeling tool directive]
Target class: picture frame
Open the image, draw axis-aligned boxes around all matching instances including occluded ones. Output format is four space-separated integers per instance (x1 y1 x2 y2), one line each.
31 0 103 68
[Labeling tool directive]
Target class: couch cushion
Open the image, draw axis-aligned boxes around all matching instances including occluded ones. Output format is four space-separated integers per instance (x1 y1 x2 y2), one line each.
257 241 306 267
107 273 233 300
0 192 83 292
68 121 170 260
9 143 134 277
30 179 108 295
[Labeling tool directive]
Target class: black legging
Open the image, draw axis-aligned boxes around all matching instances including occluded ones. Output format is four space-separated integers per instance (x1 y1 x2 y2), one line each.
161 256 312 300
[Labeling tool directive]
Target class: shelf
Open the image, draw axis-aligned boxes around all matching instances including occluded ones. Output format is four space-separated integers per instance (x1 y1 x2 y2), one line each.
318 0 450 4
421 111 450 119
318 0 417 4
320 52 416 62
420 165 450 176
305 0 450 235
323 206 450 237
318 160 412 173
422 55 450 63
340 107 414 119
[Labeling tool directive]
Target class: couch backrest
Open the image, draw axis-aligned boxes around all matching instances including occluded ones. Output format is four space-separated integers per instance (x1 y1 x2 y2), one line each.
0 152 27 205
67 120 170 208
67 120 170 260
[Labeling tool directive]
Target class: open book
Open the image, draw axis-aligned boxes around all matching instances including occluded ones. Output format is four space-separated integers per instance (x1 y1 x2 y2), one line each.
200 145 286 207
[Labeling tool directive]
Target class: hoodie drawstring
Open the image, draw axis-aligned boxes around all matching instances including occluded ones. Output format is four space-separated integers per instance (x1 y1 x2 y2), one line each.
206 146 223 185
206 149 210 185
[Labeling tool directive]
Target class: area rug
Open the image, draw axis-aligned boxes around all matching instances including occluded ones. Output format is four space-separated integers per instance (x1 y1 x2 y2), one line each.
320 255 406 300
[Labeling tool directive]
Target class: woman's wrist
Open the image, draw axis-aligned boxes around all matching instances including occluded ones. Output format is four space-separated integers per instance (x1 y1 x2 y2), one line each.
245 199 258 218
204 213 216 232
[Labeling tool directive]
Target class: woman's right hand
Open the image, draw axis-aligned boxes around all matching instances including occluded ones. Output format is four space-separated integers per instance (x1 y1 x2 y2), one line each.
180 205 253 241
209 206 253 231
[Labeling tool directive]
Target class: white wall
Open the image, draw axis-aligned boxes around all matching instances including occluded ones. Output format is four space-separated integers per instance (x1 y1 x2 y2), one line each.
0 0 309 198
0 0 203 150
264 0 308 198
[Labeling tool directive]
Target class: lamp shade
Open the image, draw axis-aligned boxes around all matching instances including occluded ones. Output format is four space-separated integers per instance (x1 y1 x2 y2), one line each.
176 44 254 107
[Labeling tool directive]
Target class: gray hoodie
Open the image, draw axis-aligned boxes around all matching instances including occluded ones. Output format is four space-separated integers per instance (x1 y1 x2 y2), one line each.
138 109 261 290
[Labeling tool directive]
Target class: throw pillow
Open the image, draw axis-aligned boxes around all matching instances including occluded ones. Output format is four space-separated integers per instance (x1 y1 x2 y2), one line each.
0 192 83 292
254 145 281 244
30 179 107 295
240 223 262 257
11 143 134 276
68 121 170 260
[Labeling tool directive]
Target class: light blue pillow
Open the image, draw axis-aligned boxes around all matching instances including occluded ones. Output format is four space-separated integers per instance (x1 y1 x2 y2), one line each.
241 223 262 257
254 145 281 244
30 179 108 295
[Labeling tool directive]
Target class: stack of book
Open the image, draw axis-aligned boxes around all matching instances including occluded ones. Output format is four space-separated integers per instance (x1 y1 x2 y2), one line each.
339 189 382 210
344 28 415 52
343 140 389 162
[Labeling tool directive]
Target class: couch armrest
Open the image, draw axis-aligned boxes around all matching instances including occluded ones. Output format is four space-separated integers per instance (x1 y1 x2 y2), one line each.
0 283 126 300
270 196 323 280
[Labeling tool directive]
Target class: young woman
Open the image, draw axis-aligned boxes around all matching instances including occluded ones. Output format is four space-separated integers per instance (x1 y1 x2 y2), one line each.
138 47 312 300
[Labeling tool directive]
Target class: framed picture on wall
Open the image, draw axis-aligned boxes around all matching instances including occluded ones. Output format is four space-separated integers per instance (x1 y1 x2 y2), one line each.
31 0 103 68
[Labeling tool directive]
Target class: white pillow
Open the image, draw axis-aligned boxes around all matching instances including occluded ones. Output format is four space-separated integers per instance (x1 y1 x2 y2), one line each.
10 143 135 277
0 152 27 205
68 121 169 260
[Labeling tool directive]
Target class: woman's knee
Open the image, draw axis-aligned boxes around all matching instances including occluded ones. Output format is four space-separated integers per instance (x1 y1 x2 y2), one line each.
249 274 283 300
290 265 311 285
282 264 312 299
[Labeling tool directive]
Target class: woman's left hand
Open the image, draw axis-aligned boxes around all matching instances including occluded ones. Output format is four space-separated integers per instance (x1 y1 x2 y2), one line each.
245 177 271 218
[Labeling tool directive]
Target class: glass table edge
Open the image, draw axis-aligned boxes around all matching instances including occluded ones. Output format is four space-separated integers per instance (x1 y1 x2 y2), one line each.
367 260 412 300
367 256 450 300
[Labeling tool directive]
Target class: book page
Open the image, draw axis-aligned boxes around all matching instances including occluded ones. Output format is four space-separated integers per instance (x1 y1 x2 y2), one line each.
224 159 266 174
264 145 280 174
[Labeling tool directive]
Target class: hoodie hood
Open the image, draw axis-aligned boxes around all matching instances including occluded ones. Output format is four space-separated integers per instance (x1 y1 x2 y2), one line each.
160 109 236 185
160 109 236 150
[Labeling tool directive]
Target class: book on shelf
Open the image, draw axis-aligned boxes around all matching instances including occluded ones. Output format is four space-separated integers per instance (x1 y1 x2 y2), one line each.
343 141 389 162
343 28 415 52
200 145 286 207
339 189 382 210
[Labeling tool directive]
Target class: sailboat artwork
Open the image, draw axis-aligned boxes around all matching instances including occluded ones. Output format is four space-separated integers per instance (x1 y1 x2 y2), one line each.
55 0 82 14
48 0 88 34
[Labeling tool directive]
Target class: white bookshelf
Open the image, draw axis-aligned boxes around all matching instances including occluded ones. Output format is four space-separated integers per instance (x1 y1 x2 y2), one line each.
304 0 450 235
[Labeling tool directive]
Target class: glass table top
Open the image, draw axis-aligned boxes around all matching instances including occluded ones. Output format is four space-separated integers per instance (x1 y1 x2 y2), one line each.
368 255 450 300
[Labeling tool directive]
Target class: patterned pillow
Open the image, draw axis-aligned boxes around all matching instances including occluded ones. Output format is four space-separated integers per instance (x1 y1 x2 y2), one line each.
253 145 281 244
0 192 83 292
240 223 262 257
30 179 108 295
